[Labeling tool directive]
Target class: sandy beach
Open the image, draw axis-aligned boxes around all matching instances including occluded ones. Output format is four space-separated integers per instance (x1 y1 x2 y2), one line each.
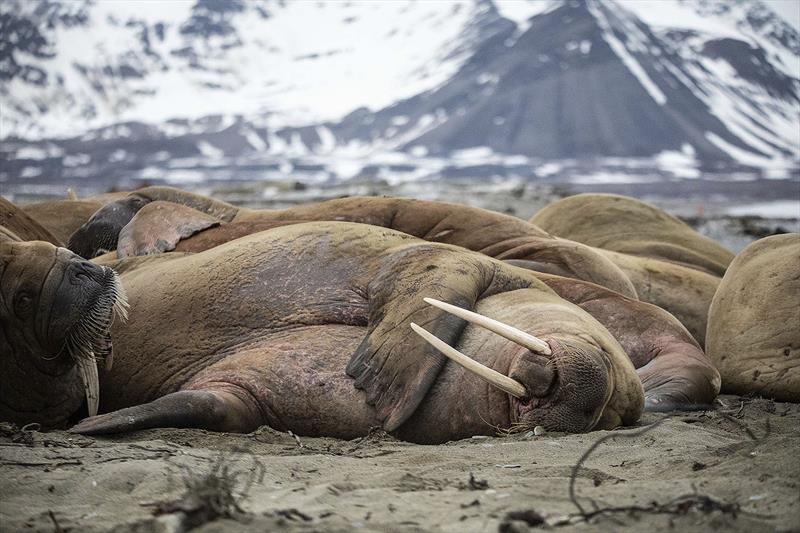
1 394 797 532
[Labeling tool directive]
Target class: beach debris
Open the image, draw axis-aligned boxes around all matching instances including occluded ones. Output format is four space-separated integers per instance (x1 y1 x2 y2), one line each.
466 473 489 490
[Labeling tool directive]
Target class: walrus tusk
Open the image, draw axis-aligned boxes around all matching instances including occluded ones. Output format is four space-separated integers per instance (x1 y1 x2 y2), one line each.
423 297 552 355
76 353 100 417
410 322 528 399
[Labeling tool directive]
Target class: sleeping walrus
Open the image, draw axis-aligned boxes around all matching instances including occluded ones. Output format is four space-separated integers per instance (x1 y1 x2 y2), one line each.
70 188 722 345
706 234 799 401
2 223 650 443
529 193 734 276
67 188 638 298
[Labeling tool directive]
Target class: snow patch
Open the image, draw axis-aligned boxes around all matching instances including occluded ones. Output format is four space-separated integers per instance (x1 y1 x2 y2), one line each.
20 167 43 178
315 126 337 153
197 141 224 159
495 0 559 33
727 200 800 218
452 146 494 161
63 153 91 167
534 162 563 178
15 145 64 160
109 149 127 162
244 129 268 152
705 132 772 167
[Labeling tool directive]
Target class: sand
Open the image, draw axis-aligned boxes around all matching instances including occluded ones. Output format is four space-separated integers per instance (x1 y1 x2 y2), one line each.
1 395 798 533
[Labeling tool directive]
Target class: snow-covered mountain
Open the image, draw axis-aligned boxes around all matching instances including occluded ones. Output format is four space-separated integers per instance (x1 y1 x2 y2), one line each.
1 0 798 192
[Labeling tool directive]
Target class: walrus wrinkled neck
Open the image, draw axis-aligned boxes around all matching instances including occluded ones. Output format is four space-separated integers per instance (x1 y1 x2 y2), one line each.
0 341 86 428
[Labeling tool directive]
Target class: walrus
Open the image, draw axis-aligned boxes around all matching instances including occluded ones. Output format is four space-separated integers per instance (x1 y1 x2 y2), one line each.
91 242 719 412
67 188 639 298
706 234 800 402
530 193 734 276
503 262 720 410
529 195 728 345
0 196 62 245
77 189 723 345
3 223 646 443
0 239 127 424
21 199 107 244
596 250 720 346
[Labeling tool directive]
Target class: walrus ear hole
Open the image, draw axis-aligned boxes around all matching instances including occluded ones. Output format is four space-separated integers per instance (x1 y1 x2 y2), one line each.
14 291 33 318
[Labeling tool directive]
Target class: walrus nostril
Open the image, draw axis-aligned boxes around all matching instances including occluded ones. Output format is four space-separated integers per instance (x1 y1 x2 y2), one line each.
509 351 556 397
79 262 105 276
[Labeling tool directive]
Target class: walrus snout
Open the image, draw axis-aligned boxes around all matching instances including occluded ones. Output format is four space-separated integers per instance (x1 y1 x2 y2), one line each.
514 338 615 433
68 195 151 258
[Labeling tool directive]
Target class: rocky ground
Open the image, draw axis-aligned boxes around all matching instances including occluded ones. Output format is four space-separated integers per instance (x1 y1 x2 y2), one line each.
1 396 798 533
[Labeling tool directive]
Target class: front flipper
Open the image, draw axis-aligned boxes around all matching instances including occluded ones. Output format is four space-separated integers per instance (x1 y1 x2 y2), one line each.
68 390 260 435
116 201 221 258
347 246 547 432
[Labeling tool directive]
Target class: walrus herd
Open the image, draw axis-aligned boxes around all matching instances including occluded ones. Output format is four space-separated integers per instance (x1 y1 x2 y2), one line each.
1 189 797 443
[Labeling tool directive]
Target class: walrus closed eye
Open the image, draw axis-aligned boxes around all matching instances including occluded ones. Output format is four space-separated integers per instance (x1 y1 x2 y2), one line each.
0 241 128 426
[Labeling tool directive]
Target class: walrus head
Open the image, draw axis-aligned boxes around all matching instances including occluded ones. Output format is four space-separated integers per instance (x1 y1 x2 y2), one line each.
412 294 635 433
0 241 128 427
68 194 151 258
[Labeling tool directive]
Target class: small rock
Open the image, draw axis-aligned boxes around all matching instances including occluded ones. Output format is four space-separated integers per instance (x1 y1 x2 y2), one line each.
467 473 489 490
533 426 546 436
498 509 545 532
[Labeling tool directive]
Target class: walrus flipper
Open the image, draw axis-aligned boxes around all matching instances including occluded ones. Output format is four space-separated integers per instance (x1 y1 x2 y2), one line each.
347 246 542 432
69 390 260 434
116 201 221 258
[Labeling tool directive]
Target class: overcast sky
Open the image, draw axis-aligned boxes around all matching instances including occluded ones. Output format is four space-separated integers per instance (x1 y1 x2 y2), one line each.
763 0 800 29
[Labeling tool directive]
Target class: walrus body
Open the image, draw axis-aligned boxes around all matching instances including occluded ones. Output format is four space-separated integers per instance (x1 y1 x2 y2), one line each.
706 234 800 401
3 223 645 443
73 189 725 346
69 189 639 299
598 250 720 346
504 264 720 410
529 193 734 276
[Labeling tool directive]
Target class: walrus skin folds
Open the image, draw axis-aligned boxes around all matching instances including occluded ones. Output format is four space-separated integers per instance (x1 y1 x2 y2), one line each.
1 222 645 443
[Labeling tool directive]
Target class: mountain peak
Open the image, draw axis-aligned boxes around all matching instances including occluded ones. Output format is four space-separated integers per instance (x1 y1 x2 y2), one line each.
0 0 797 188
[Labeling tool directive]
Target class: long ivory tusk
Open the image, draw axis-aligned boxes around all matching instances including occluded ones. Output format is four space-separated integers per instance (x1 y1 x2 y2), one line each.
410 322 528 398
423 297 552 355
76 353 100 417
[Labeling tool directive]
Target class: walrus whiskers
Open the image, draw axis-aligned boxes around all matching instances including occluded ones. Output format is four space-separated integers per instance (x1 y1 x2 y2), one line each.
422 297 551 355
409 322 528 399
61 268 128 416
